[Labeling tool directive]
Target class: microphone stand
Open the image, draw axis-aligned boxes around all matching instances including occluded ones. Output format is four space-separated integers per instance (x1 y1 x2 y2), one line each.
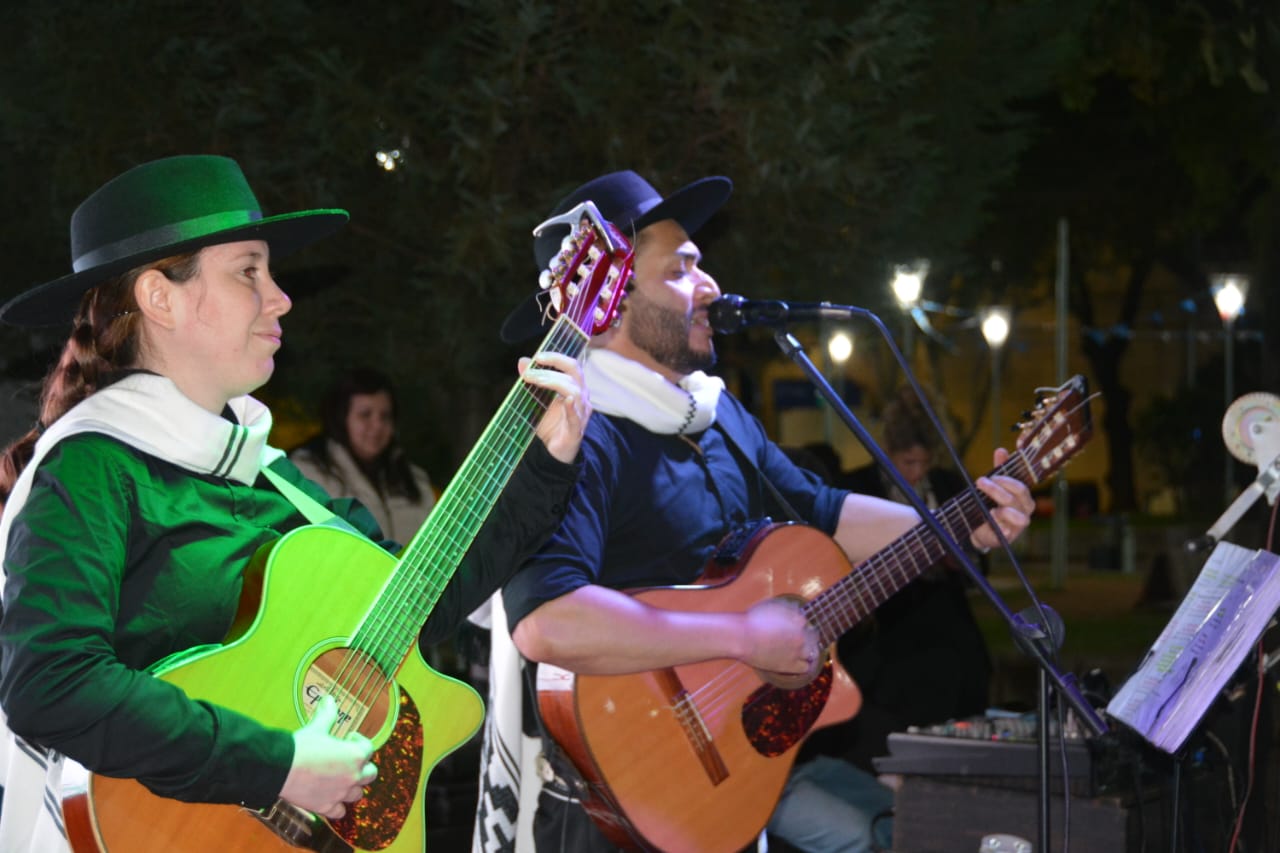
765 316 1107 851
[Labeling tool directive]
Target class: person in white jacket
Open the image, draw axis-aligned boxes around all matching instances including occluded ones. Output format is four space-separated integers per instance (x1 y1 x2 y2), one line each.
291 367 436 542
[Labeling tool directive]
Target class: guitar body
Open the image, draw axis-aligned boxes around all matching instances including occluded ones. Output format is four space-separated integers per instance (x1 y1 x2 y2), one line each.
538 524 862 853
64 524 484 853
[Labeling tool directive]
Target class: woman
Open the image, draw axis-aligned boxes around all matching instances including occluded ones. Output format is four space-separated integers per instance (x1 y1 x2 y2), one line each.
291 367 436 542
0 155 589 851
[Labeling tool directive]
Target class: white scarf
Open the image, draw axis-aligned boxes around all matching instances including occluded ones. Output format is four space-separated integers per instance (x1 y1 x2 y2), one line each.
583 348 723 434
1 371 282 552
0 371 283 853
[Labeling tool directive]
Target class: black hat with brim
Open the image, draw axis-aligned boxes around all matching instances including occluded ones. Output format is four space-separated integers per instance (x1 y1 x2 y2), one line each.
0 155 348 328
500 170 731 344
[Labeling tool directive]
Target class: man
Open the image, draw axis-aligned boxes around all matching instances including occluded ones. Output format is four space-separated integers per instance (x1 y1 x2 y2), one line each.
495 170 1034 852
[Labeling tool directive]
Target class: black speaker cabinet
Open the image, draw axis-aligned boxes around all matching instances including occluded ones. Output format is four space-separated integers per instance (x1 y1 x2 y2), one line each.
890 776 1169 853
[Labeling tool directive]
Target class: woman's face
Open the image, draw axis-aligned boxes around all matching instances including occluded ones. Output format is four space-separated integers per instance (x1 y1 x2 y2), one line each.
345 390 395 463
148 239 291 413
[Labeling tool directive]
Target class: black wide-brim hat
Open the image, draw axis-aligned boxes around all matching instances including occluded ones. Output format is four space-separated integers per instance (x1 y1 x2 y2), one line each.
0 154 349 327
500 169 732 343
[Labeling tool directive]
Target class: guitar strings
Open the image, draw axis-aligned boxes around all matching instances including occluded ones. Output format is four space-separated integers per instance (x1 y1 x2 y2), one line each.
329 364 543 726
334 334 572 731
327 319 582 732
680 453 1031 731
323 382 541 733
801 405 1075 649
667 446 1041 735
320 281 598 737
340 227 619 717
804 448 1035 642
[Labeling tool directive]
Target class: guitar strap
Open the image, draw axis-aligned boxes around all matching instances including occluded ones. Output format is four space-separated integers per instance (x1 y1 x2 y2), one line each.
520 664 582 792
260 466 361 534
711 422 805 524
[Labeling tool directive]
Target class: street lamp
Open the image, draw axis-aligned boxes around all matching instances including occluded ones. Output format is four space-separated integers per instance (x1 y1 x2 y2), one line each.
981 307 1011 449
827 331 853 366
891 261 929 360
1213 274 1248 504
892 264 925 305
821 329 854 445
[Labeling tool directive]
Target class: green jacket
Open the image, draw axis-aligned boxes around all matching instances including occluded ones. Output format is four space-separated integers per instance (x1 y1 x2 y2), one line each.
0 432 575 808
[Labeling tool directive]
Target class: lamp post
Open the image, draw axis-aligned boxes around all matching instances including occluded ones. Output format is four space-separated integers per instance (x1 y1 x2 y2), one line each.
892 261 927 363
823 329 854 445
981 308 1011 449
1213 274 1247 505
827 330 853 367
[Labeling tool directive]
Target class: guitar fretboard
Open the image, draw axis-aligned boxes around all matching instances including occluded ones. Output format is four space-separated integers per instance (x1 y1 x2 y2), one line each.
353 316 587 675
804 453 1031 646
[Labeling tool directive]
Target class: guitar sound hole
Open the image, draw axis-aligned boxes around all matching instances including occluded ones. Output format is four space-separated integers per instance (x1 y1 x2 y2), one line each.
301 647 393 739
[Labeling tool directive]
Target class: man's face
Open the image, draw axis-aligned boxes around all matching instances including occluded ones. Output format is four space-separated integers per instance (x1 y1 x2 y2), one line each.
613 219 721 380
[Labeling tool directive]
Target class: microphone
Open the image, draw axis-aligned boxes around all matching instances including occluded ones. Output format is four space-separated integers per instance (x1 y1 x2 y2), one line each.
707 294 867 334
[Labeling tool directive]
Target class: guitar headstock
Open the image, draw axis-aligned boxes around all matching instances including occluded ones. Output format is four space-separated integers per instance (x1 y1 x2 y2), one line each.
533 201 633 337
1013 375 1094 484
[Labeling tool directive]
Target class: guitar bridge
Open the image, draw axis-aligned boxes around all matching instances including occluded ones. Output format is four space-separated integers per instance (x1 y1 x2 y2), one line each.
245 802 353 852
655 668 730 786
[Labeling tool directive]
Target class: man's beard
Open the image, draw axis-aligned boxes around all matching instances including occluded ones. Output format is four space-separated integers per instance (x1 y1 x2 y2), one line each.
626 293 716 376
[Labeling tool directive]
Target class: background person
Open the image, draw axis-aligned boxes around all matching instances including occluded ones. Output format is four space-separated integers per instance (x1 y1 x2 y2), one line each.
810 386 994 775
291 366 436 542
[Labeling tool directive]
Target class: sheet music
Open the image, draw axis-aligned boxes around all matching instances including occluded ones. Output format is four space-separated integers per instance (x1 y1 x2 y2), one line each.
1107 541 1280 752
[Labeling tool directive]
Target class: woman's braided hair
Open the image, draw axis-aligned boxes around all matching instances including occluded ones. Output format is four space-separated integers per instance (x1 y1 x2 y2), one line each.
0 252 200 507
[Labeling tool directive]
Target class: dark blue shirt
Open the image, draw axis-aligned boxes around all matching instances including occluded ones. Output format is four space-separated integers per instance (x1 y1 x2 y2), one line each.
502 393 848 630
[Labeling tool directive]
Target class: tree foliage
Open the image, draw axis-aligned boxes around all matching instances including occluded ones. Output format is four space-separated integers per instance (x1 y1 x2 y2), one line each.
0 0 1091 476
959 0 1280 511
2 0 1276 495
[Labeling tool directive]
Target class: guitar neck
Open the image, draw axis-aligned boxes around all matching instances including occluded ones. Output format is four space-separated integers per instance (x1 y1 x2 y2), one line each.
354 317 588 668
806 453 1032 646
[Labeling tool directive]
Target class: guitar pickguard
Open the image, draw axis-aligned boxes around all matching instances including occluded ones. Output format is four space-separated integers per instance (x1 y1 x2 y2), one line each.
741 662 834 757
332 689 424 850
